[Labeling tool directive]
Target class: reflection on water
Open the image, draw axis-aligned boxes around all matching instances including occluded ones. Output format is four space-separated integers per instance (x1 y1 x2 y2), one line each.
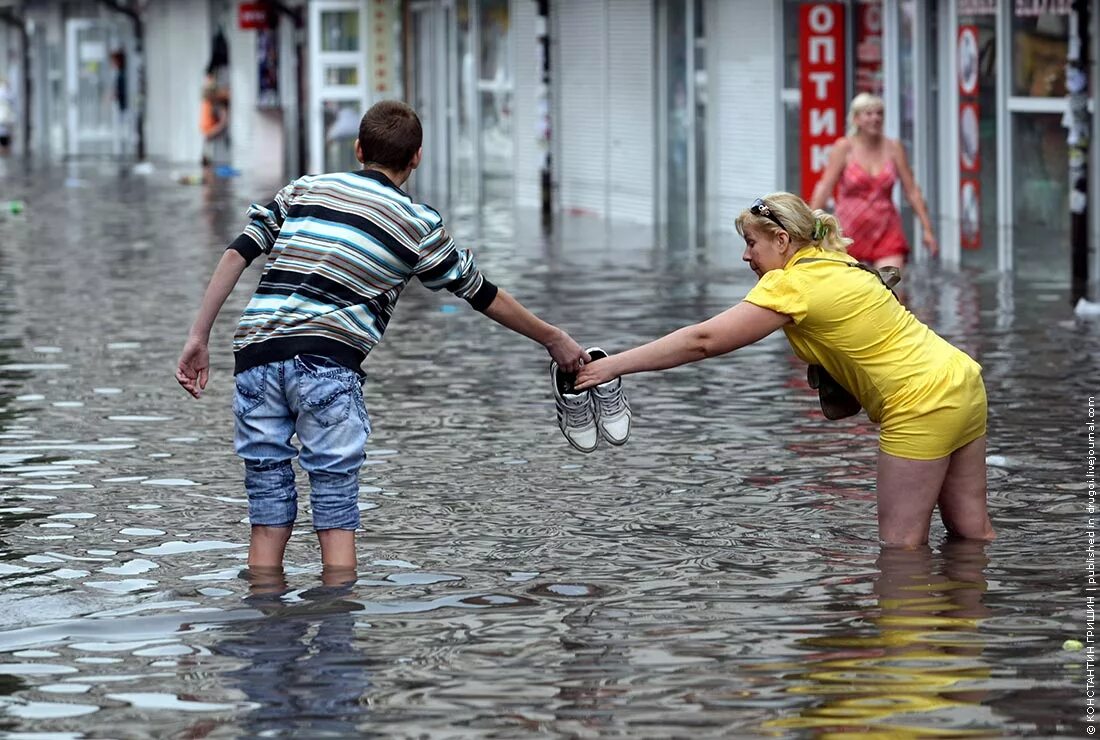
768 541 996 738
0 164 1093 736
215 568 371 737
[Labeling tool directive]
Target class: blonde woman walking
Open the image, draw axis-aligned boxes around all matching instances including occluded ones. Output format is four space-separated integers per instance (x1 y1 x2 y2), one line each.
810 93 937 270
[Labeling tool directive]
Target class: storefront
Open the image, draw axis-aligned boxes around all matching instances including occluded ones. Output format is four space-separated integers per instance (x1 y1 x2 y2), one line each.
307 0 402 175
778 0 1099 283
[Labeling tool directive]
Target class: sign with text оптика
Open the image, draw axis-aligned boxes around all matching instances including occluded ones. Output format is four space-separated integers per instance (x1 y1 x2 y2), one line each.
800 3 847 202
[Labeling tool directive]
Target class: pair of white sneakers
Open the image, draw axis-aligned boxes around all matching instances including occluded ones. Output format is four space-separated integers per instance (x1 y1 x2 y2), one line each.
551 347 631 453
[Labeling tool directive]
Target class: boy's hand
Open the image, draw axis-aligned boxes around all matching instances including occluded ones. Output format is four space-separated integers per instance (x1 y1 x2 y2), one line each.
176 337 210 399
544 328 589 373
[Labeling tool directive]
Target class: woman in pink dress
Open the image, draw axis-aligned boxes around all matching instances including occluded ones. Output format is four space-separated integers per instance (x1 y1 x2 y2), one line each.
810 93 938 270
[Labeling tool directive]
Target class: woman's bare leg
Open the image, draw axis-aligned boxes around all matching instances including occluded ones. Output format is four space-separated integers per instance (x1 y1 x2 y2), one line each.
877 451 951 546
937 435 995 540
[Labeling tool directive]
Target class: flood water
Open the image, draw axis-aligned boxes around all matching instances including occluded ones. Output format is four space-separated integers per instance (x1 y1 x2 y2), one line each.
0 162 1094 738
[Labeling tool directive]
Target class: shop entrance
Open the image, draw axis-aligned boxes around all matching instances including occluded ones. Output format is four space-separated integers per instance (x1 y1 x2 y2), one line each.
65 19 125 157
657 0 706 244
308 1 369 173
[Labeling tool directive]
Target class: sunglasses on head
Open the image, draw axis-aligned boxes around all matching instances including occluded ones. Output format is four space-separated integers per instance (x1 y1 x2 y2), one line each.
750 198 787 232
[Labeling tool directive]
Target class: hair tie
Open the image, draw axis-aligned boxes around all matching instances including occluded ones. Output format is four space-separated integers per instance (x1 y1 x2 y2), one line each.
812 218 826 242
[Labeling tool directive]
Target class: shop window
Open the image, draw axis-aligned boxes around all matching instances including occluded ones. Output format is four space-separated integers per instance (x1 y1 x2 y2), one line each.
1012 9 1070 97
321 11 360 53
324 66 359 86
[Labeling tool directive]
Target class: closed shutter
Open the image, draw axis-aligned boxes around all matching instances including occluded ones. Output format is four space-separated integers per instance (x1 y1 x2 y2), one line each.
706 0 781 233
606 0 655 224
554 0 608 218
511 0 542 210
145 0 209 164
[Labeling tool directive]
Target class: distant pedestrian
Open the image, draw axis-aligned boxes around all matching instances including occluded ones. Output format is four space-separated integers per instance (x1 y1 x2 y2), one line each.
0 78 15 156
574 192 992 547
810 93 937 272
199 72 230 175
176 100 588 571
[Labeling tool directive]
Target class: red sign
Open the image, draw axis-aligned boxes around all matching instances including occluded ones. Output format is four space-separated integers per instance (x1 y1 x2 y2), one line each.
957 25 981 249
800 3 847 202
855 1 883 95
238 2 267 30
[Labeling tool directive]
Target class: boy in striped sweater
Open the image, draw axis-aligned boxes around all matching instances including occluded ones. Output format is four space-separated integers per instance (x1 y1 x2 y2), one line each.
176 100 588 572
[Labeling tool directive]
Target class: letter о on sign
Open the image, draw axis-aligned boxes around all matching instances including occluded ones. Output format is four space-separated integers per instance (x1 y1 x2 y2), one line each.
809 5 836 33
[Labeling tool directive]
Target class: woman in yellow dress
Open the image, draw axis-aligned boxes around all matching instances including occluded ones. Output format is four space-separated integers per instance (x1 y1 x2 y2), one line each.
575 192 993 547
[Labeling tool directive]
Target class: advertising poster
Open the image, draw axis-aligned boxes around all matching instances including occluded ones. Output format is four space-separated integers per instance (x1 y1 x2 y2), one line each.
957 25 981 250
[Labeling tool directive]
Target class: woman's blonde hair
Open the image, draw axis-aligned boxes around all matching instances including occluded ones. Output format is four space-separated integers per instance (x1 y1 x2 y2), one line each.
735 192 853 254
847 92 884 136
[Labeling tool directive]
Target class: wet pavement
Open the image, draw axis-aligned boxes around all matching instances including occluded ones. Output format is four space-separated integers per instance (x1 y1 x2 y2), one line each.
0 161 1095 738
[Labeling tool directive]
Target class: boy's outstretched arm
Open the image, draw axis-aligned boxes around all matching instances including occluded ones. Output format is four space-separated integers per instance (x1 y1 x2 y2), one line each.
481 289 589 373
176 250 248 398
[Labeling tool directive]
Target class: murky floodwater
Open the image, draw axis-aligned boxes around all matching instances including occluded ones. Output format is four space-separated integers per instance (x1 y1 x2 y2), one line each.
0 161 1095 738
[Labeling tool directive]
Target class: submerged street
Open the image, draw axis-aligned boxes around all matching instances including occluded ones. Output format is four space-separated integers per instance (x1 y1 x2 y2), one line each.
0 162 1094 737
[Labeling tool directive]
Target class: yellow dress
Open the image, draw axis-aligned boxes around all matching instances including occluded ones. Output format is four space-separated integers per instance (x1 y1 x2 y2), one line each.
744 245 986 460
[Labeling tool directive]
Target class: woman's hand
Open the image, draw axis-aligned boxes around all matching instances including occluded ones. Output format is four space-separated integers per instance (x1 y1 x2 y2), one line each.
922 230 939 256
575 356 620 391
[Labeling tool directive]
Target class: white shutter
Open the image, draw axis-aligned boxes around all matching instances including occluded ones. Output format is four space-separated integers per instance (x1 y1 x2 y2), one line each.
144 0 209 164
606 0 655 224
511 0 542 210
706 0 781 233
554 0 608 218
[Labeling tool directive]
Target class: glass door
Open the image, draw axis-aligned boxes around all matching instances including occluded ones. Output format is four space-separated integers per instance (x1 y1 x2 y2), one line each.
1008 5 1075 281
477 0 513 203
409 1 453 203
65 19 119 157
658 0 706 245
309 1 368 173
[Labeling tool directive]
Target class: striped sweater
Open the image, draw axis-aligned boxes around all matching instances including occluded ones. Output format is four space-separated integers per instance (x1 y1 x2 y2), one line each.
228 170 497 374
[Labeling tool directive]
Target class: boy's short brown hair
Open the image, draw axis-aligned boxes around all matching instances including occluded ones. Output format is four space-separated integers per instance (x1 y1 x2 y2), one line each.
358 100 422 171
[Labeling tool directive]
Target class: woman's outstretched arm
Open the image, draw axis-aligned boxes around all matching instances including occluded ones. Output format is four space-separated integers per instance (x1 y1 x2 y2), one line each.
574 301 790 389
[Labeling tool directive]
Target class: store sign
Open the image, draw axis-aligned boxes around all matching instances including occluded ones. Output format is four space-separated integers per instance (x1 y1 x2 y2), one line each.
238 2 267 30
368 0 397 95
958 0 997 15
799 3 846 202
855 0 883 95
958 25 981 250
1014 0 1072 16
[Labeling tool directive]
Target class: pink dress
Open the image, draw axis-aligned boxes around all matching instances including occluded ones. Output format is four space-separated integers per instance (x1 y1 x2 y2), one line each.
833 158 909 263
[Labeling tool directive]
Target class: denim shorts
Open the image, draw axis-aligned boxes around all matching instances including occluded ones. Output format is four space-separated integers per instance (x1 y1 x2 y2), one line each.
233 355 371 530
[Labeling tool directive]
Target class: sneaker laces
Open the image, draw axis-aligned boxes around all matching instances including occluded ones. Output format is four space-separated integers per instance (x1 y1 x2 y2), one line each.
559 393 595 427
593 382 628 416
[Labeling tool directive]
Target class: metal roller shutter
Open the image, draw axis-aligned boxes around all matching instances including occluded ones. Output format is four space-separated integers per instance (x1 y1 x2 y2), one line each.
554 0 609 218
705 0 781 233
606 0 655 224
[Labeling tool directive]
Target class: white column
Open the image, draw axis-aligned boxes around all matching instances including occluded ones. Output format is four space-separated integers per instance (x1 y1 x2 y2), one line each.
995 0 1012 272
939 0 961 268
511 0 542 210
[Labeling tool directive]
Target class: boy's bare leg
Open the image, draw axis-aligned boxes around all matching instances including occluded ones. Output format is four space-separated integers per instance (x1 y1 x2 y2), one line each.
317 529 356 569
244 564 287 595
249 525 292 568
321 563 357 587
